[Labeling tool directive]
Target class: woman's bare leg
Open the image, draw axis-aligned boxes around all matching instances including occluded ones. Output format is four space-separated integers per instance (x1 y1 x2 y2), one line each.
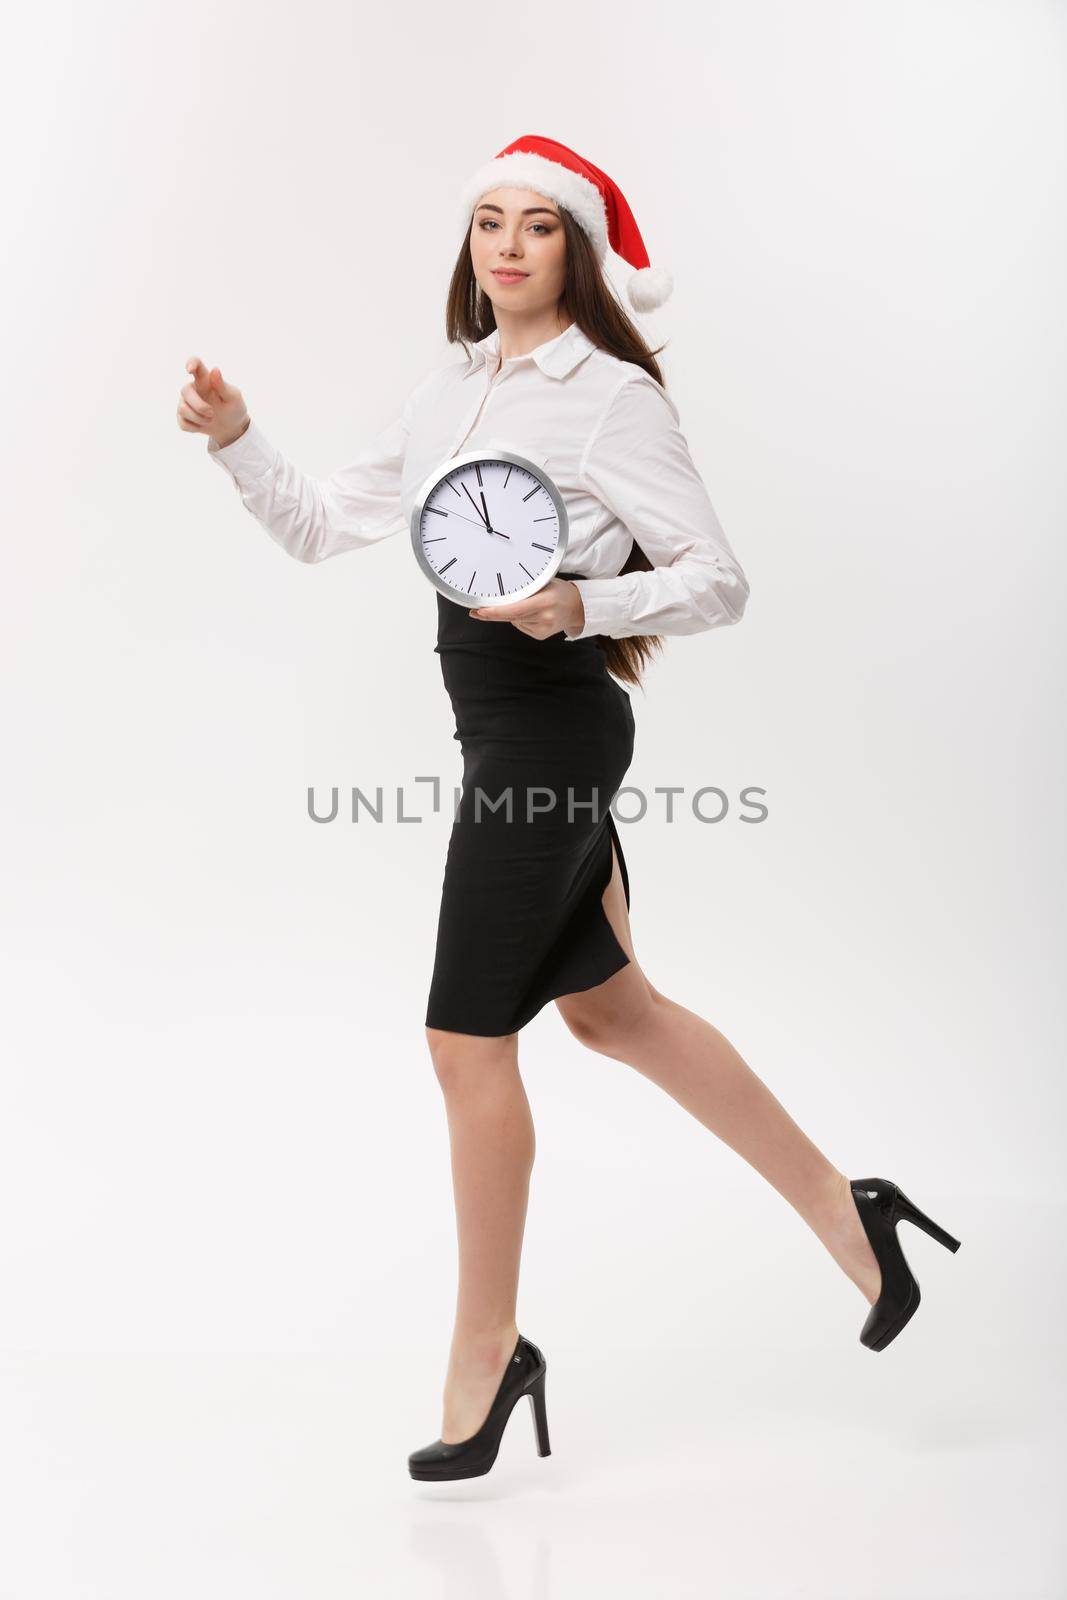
424 1026 534 1442
556 842 882 1304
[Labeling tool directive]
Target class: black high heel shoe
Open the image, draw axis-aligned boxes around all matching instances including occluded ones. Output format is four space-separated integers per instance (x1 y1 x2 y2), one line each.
407 1333 551 1481
850 1177 961 1351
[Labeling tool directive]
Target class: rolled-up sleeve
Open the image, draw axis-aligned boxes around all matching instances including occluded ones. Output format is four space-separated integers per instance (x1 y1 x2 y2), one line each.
563 374 750 640
206 378 426 564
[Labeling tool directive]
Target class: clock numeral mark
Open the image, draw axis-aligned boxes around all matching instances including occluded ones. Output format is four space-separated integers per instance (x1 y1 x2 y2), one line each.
440 556 457 574
426 505 448 517
532 516 555 523
531 542 555 553
497 572 504 595
503 466 513 489
519 562 534 582
522 486 540 502
475 463 483 487
467 572 476 593
423 537 447 544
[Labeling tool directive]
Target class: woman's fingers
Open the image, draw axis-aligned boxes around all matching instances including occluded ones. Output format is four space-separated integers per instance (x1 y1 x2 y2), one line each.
183 356 241 413
176 356 246 439
472 599 560 639
186 355 225 404
177 400 212 431
210 366 237 400
181 380 214 419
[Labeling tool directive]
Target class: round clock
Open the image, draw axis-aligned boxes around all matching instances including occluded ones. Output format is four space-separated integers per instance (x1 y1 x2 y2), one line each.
410 448 569 609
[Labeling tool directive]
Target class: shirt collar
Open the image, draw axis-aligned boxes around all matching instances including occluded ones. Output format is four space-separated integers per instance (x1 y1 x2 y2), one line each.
462 321 596 382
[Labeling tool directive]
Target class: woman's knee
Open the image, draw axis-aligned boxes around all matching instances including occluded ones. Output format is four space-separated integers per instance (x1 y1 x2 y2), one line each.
425 1025 517 1092
556 972 661 1056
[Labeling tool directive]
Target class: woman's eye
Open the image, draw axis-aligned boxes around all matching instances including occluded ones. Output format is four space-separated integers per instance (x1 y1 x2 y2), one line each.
477 219 552 234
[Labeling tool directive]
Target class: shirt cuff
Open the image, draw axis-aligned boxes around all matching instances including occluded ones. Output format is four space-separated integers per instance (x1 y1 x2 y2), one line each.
562 576 635 641
206 419 274 479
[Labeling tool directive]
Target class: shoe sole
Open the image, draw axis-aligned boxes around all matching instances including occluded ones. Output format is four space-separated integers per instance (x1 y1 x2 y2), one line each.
409 1452 499 1481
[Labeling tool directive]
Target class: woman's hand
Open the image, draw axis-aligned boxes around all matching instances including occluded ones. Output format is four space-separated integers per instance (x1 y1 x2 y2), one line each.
177 356 250 448
470 578 585 641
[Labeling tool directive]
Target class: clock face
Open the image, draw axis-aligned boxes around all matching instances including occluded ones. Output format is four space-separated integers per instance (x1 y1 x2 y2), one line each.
411 450 568 604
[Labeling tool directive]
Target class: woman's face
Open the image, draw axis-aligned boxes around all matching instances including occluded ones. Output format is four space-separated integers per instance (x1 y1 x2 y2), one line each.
469 187 567 315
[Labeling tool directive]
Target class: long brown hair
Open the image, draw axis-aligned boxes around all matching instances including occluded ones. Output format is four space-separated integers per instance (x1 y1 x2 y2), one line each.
444 206 667 689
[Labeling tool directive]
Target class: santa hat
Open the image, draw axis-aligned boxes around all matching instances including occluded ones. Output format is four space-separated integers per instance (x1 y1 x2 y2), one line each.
458 134 673 313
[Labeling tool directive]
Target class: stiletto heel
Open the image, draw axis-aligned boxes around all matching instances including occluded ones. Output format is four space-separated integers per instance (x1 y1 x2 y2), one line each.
850 1177 962 1352
892 1187 962 1253
525 1368 551 1457
407 1333 551 1481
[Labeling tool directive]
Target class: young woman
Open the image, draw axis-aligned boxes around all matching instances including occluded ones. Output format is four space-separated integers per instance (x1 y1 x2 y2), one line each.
177 134 961 1483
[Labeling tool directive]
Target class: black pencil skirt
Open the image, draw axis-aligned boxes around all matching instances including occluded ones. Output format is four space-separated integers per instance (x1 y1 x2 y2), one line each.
424 572 635 1037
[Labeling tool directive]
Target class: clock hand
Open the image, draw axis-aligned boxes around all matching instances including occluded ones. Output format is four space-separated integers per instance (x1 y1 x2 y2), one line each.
432 507 511 540
461 482 491 529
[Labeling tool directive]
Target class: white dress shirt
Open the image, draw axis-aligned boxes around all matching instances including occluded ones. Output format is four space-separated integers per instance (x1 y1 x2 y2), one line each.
206 321 749 642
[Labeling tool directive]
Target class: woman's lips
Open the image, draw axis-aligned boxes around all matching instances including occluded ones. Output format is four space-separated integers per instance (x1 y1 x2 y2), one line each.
492 270 528 283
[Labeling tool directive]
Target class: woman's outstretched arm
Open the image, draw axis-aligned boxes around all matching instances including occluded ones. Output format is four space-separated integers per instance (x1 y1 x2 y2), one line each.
179 355 427 564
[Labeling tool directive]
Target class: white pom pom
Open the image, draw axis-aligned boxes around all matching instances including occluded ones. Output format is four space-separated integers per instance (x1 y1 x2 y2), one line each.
626 266 673 312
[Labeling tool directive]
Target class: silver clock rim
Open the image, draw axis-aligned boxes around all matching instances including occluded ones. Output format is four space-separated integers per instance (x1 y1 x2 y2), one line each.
409 448 570 609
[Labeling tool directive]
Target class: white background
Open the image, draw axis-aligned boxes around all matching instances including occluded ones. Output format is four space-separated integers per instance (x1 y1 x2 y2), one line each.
2 1 1064 1595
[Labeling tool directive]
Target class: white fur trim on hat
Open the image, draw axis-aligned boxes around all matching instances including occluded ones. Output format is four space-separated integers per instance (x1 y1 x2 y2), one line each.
459 152 608 259
626 266 674 312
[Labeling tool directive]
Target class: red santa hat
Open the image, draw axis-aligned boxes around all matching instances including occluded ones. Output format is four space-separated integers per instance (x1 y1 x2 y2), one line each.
458 134 674 313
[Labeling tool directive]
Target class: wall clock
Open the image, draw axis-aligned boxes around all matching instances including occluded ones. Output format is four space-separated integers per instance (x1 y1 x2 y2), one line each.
411 449 569 608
